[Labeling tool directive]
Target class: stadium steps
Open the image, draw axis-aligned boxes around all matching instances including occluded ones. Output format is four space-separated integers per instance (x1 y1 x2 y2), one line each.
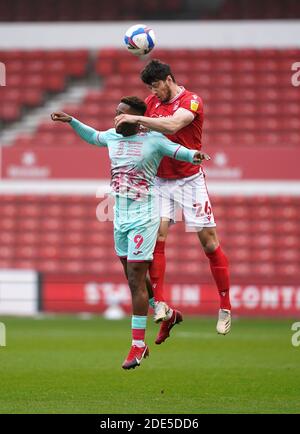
0 83 90 146
0 49 96 144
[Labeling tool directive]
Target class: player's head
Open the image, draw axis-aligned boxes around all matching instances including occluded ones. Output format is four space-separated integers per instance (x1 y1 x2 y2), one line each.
115 96 147 136
141 59 176 103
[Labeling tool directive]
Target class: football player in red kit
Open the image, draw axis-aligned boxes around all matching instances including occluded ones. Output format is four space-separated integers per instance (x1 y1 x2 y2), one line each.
115 59 231 342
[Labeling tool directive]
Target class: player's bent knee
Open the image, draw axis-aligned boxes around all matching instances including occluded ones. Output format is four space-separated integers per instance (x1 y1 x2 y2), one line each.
157 228 168 241
157 219 169 241
203 241 219 254
198 231 219 253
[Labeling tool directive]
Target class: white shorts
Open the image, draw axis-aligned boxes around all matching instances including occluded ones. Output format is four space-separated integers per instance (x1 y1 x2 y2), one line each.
154 169 216 231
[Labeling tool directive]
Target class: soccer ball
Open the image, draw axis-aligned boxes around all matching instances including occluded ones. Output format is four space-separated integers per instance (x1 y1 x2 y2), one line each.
124 24 156 56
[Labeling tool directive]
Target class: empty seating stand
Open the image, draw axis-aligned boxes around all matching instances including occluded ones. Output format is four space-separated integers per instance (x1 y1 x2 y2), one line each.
0 195 299 283
0 0 185 21
0 50 89 123
0 0 299 21
11 48 300 148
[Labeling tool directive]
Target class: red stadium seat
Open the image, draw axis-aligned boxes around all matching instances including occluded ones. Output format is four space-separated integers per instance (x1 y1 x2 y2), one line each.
0 104 21 122
17 232 40 245
277 264 300 278
251 263 276 277
0 246 14 259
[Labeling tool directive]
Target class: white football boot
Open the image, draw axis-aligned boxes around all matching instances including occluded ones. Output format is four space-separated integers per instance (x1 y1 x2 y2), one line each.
153 301 171 323
216 309 231 335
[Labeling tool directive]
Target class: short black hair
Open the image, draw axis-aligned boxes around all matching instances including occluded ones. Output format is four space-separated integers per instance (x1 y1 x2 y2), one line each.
120 96 147 115
141 59 176 85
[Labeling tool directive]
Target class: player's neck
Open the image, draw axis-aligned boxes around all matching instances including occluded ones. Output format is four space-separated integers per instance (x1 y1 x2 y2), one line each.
169 84 183 101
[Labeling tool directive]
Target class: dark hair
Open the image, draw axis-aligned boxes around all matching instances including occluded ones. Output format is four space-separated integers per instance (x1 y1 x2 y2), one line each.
141 59 176 85
120 96 147 115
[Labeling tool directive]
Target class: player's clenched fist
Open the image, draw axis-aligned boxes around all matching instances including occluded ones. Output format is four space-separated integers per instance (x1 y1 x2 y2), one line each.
51 112 72 122
193 151 210 165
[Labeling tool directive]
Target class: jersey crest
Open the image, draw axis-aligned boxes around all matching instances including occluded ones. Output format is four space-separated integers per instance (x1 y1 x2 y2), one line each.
190 100 199 112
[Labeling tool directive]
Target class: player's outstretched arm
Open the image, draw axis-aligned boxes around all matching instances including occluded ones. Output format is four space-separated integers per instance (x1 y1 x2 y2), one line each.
51 112 102 146
115 108 193 135
157 137 210 165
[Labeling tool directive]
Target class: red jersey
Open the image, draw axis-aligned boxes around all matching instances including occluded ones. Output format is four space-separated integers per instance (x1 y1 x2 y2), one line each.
145 87 203 179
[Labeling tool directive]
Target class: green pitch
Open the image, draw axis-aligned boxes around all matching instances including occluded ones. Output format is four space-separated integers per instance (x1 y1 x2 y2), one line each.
0 316 299 414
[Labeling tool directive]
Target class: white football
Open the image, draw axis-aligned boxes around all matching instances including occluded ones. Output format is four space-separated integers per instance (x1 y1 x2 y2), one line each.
124 24 156 56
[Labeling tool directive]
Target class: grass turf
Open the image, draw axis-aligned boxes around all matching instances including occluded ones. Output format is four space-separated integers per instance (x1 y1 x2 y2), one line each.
0 315 299 414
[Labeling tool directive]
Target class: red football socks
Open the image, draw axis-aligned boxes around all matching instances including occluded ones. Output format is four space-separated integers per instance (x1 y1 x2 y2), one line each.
149 240 166 302
205 246 231 310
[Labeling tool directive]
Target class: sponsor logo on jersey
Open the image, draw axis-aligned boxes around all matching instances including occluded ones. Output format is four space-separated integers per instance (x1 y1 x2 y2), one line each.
190 100 199 112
